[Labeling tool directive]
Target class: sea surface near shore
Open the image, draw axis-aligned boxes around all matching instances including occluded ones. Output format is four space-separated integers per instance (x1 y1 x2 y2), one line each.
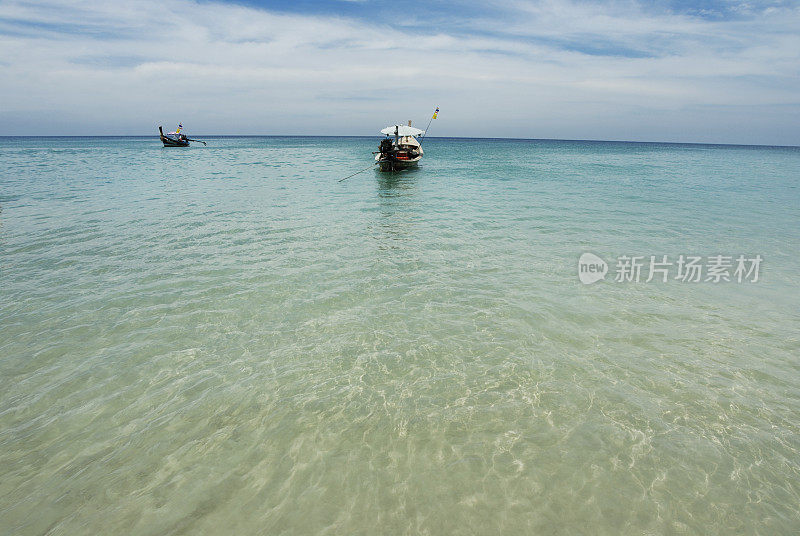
1 136 799 534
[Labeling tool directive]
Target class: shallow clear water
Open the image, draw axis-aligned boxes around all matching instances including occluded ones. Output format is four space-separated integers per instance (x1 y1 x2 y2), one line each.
1 136 799 534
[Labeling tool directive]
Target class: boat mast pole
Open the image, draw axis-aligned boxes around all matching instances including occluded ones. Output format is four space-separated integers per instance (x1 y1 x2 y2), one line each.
419 108 436 147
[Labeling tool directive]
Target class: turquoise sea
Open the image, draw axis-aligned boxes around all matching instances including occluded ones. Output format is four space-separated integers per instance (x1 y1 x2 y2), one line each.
1 136 799 534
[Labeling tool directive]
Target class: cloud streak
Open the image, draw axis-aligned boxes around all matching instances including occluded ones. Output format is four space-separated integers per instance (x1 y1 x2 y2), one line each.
0 0 798 144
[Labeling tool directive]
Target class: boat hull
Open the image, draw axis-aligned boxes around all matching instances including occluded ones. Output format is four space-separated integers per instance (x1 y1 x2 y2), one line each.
161 138 189 147
375 155 422 172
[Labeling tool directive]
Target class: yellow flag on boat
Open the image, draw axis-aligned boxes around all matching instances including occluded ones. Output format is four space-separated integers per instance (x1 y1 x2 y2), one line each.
432 107 439 119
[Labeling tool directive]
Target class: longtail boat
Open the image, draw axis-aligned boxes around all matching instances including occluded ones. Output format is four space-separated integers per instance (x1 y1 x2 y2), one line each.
374 121 424 171
158 126 205 147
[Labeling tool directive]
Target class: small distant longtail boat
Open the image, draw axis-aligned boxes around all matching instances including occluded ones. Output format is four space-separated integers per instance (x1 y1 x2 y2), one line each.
158 125 205 147
374 121 424 171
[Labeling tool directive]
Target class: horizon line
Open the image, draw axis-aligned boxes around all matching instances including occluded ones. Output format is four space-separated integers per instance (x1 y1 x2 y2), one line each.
0 135 798 149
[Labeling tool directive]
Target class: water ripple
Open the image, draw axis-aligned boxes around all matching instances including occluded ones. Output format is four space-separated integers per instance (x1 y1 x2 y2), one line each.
1 137 799 534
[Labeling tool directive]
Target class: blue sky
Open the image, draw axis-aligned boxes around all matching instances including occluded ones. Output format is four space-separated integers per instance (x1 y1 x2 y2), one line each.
0 0 798 144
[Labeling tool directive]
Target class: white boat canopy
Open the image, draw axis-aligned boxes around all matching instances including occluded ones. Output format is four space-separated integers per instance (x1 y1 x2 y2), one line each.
381 125 425 137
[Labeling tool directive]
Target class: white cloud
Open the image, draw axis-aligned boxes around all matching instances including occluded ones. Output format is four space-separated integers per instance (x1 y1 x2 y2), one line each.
0 0 798 144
